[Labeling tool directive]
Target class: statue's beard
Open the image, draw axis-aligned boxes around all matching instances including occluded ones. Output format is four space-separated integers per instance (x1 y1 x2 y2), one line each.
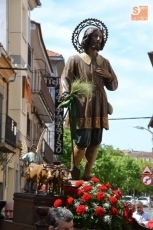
89 40 101 51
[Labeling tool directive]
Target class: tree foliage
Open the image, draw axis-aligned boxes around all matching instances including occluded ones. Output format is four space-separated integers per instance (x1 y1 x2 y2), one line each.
61 129 153 195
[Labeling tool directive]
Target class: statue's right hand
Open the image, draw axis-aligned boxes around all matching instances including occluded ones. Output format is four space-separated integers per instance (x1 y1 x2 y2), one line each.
61 92 69 101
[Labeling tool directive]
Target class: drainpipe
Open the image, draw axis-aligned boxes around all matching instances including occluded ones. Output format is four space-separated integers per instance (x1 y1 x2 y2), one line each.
6 0 10 53
3 153 8 200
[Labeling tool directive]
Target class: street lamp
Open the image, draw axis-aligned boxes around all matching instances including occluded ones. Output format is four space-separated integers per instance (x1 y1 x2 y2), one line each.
133 125 153 155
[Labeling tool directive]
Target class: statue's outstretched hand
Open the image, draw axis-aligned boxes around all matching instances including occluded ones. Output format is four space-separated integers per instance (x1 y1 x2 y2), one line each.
60 92 70 103
95 68 111 80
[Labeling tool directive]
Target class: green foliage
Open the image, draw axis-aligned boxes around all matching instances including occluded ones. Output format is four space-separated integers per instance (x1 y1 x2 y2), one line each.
60 128 85 176
60 129 72 169
61 129 153 195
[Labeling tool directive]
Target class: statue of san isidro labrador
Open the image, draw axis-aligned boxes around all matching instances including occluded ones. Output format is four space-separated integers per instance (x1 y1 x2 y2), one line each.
60 18 118 181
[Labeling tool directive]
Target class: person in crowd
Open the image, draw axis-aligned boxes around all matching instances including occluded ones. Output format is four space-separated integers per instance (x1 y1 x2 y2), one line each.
132 200 151 227
4 200 14 219
60 20 118 180
46 207 73 230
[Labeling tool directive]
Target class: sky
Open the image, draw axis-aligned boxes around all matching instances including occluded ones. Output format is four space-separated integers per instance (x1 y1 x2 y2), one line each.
31 0 153 152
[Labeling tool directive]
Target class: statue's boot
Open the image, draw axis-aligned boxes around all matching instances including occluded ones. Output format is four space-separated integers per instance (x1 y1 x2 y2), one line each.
70 145 85 180
83 145 98 181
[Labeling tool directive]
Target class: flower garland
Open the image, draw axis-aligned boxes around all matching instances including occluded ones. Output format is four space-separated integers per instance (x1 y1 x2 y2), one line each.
53 177 133 230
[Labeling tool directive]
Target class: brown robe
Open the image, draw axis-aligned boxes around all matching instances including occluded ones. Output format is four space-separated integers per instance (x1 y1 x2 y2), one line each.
60 53 118 130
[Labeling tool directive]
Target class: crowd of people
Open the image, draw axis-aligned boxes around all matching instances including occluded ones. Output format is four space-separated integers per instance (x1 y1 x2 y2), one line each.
2 202 74 230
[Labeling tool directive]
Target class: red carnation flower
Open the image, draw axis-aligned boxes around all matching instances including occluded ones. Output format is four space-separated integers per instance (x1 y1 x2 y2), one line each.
109 196 118 205
96 192 105 201
76 188 83 196
98 185 108 191
124 203 129 209
113 190 122 199
123 210 128 220
54 199 62 207
82 185 92 192
105 183 112 188
82 193 92 202
65 197 74 206
128 208 133 218
91 177 100 183
124 203 131 212
76 205 87 215
75 180 84 187
111 207 118 216
95 206 105 217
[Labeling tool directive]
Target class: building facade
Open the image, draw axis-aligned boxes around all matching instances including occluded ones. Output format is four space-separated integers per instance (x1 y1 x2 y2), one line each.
0 0 56 200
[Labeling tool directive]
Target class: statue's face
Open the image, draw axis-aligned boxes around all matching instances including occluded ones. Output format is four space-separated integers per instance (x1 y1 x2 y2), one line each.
31 146 37 153
89 29 103 51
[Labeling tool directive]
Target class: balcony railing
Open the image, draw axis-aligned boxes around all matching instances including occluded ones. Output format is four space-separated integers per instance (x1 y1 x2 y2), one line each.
28 44 32 68
0 114 17 153
33 130 54 164
43 140 53 163
31 71 55 123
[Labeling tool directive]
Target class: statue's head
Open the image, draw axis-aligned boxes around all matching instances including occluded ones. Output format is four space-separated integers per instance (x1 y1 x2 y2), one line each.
30 144 37 151
72 19 108 53
81 27 105 51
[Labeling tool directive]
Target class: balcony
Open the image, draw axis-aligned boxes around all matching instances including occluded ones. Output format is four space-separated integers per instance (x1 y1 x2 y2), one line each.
42 140 53 163
33 131 54 164
31 71 55 123
28 44 32 69
0 114 17 153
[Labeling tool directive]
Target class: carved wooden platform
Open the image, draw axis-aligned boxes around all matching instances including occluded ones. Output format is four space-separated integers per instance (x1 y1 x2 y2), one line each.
0 192 67 230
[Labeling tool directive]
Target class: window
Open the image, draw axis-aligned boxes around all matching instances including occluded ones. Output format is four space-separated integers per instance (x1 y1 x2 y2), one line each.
0 182 3 199
27 115 31 139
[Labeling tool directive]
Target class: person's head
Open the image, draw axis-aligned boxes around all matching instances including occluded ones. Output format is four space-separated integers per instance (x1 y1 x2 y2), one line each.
81 27 105 52
5 201 14 219
30 144 37 153
135 201 143 214
46 207 73 230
